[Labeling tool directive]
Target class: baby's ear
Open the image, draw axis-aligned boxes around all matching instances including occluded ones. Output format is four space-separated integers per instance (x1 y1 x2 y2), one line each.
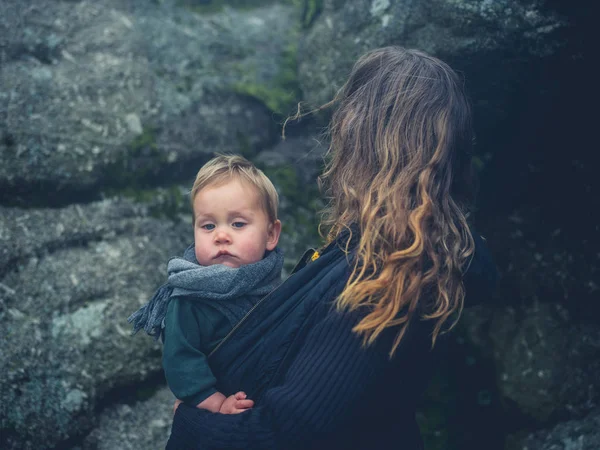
266 220 282 251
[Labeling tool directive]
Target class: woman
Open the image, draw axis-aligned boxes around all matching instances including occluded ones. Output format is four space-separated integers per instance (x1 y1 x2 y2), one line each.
166 46 498 450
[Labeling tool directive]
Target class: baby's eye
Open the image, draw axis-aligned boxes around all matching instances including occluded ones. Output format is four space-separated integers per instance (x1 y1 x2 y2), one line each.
201 224 215 231
232 222 246 228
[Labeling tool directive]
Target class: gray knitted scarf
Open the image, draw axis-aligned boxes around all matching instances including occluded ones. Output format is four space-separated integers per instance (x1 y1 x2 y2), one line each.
128 245 284 340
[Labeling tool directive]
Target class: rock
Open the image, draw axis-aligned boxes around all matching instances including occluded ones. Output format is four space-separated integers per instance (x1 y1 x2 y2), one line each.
0 0 299 205
298 0 567 108
0 198 189 449
506 407 600 450
0 199 157 274
460 302 600 424
80 386 174 450
255 132 328 273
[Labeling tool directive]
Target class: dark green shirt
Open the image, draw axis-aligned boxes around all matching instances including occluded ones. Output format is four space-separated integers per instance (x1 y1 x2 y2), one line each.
162 298 232 406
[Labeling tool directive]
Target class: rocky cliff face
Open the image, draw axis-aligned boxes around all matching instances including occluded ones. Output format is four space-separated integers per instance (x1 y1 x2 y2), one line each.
0 0 595 449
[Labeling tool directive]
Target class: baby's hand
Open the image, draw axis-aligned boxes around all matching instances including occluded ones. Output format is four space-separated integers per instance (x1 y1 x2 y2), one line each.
196 392 227 413
173 399 183 414
219 391 254 414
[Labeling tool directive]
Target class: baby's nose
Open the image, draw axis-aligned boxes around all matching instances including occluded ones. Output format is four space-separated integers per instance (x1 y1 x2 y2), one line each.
214 229 232 243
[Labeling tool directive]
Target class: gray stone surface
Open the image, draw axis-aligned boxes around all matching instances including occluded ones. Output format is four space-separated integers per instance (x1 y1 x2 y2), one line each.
460 302 600 423
80 386 174 450
298 0 566 107
0 199 188 449
0 0 298 202
255 133 329 274
507 407 600 450
0 200 160 272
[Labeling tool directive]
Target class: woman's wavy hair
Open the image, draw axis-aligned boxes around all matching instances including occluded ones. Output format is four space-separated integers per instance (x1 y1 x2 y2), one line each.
319 46 476 357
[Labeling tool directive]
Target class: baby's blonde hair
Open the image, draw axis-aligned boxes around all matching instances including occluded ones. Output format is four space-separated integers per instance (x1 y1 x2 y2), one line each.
190 154 279 223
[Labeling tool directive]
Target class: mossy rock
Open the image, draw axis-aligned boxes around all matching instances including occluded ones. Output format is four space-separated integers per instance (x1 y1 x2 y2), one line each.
179 0 278 15
258 162 325 272
233 43 302 116
112 184 192 224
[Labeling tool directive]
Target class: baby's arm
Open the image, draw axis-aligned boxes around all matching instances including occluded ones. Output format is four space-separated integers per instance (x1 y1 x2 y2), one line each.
163 299 220 408
174 391 254 414
163 299 254 414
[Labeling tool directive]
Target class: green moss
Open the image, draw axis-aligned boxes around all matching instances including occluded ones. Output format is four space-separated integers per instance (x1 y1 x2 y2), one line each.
235 132 254 159
233 83 296 116
180 0 321 24
180 0 277 15
129 127 158 154
181 0 309 116
258 162 325 269
417 370 455 450
104 126 168 189
263 166 301 203
103 126 192 216
305 0 323 27
291 0 323 28
233 44 301 116
472 152 493 174
119 185 189 222
175 75 195 93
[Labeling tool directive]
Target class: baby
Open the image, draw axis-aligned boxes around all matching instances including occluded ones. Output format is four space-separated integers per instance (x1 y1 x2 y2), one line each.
129 154 283 414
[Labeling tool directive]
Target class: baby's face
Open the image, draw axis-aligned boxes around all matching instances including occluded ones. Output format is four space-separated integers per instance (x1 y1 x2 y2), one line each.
192 178 280 268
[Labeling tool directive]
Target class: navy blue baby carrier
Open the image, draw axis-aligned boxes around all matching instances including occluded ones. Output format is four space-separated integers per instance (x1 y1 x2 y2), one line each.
204 227 497 404
206 240 352 403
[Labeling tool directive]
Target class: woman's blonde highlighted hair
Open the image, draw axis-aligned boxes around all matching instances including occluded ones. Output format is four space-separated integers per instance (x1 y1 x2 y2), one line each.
191 154 279 223
320 47 476 357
